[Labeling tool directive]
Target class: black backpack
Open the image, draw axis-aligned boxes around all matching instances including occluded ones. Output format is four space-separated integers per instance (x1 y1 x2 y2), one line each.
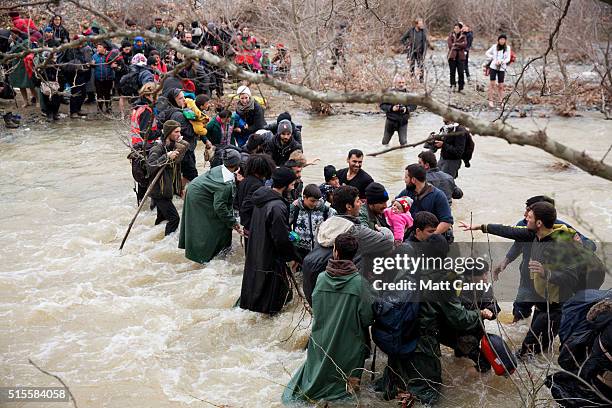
127 143 149 185
119 70 141 96
462 130 475 168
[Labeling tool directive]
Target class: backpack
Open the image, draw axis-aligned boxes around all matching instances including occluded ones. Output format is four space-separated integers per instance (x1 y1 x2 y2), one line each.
119 70 141 96
127 142 149 184
372 289 420 357
462 131 475 167
508 50 517 65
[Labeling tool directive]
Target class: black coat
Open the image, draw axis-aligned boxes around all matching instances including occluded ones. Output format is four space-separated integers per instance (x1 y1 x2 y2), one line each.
380 88 416 125
440 125 468 160
235 175 265 229
239 186 300 314
264 134 302 166
238 100 267 139
156 92 198 149
146 141 185 199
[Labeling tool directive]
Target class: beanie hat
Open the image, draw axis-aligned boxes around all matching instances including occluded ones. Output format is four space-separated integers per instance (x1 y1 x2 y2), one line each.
236 85 251 96
277 111 292 123
272 166 297 188
324 165 337 182
131 53 147 66
223 149 242 168
395 196 413 213
162 120 181 139
182 79 196 93
498 34 507 41
277 119 293 135
365 182 389 204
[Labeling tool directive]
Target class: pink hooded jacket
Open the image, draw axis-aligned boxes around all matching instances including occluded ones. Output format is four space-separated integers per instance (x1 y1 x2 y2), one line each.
383 207 414 240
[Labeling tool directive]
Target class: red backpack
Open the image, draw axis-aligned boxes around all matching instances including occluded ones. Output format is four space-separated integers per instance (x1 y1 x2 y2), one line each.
508 49 517 65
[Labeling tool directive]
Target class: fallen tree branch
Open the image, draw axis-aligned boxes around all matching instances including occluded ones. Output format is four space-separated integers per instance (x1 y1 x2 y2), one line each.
1 19 611 182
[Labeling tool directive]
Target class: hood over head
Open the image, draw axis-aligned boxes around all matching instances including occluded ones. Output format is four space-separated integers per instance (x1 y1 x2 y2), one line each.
252 186 285 208
316 216 354 247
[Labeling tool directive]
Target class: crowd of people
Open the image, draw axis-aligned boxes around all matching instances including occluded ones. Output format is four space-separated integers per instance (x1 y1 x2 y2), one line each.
0 12 292 124
401 18 514 108
1 10 609 408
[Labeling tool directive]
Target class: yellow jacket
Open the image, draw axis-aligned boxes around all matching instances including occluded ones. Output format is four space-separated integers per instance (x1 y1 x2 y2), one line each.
185 98 210 137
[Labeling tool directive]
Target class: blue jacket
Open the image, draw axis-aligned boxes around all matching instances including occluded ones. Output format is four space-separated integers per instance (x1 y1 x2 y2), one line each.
397 183 453 224
92 52 115 81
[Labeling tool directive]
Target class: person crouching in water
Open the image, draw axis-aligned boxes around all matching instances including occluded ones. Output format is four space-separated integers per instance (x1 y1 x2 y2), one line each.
384 197 414 244
439 261 498 374
146 120 189 235
282 232 373 403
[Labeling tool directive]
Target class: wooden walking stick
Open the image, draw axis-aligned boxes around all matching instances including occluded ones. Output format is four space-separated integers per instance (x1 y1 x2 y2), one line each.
119 164 166 250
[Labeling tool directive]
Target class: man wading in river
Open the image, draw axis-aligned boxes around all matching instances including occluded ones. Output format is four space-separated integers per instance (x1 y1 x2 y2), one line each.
240 167 301 315
179 149 242 263
146 120 189 236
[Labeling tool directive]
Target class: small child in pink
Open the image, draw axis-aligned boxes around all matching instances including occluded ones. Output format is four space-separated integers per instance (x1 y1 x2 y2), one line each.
383 197 414 242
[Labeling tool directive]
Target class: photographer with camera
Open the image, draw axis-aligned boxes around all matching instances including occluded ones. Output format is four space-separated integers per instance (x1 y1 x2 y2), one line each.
425 119 469 179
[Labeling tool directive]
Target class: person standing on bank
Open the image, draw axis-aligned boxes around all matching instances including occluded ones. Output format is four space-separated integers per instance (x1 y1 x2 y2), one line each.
337 149 374 200
447 22 467 93
485 34 511 108
462 24 474 82
400 18 431 82
146 120 189 236
380 75 416 146
179 150 242 264
240 167 302 315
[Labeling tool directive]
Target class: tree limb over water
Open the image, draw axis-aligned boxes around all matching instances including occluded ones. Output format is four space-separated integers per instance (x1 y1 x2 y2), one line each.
1 2 611 182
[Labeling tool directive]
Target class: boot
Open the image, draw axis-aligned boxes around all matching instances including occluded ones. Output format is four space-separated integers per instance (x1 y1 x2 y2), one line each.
3 113 19 128
10 113 21 124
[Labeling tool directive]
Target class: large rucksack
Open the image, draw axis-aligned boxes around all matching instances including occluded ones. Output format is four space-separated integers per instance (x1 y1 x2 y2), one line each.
462 130 475 167
372 288 420 356
119 70 141 96
127 142 150 185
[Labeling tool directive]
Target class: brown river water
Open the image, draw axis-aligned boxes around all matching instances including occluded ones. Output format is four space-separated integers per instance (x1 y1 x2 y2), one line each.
1 110 611 407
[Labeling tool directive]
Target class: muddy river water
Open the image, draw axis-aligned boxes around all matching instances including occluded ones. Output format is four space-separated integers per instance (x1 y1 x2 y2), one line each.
1 110 611 407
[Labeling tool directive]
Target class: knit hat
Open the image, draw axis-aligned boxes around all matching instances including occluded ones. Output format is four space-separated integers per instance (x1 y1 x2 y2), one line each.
324 165 337 182
236 85 251 96
223 149 242 168
131 53 147 66
365 182 389 204
162 120 181 139
272 166 297 188
182 79 196 93
498 34 507 41
277 119 292 135
395 196 413 213
277 111 292 123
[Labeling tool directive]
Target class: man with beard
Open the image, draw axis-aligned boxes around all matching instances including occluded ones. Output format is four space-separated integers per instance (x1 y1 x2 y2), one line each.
380 75 416 146
460 202 591 358
240 167 301 315
264 119 302 166
337 149 374 200
397 164 453 241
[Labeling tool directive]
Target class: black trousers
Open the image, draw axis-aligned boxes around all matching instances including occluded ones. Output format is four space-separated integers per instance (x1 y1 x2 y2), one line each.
154 198 180 235
520 303 562 356
448 59 465 90
69 72 89 114
464 51 470 78
94 79 113 111
409 51 424 80
42 94 61 115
